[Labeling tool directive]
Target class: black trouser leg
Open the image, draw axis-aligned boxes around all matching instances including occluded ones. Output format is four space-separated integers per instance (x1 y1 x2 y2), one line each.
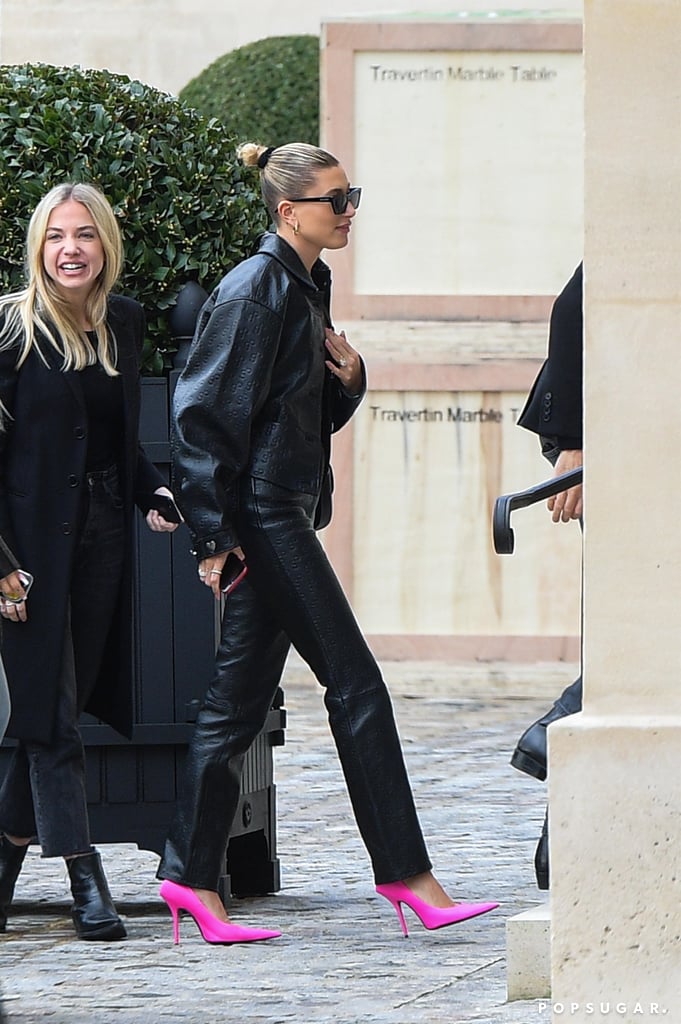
158 584 290 890
0 629 91 854
244 479 430 884
159 477 431 889
0 836 29 931
534 808 549 890
0 465 125 857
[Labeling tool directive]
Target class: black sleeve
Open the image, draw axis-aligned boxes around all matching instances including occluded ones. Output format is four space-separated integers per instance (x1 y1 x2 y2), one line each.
329 357 367 434
0 345 20 555
171 296 282 560
517 263 583 449
109 296 167 509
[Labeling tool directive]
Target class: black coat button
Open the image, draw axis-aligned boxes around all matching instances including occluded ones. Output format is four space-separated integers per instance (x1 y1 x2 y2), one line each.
74 426 86 439
61 523 72 535
67 475 79 487
542 392 552 421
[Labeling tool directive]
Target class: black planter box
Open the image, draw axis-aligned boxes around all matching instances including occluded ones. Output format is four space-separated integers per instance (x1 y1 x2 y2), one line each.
1 375 285 898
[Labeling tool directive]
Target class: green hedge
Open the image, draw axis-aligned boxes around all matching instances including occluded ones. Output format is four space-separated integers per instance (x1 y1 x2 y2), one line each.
0 63 268 373
180 35 319 147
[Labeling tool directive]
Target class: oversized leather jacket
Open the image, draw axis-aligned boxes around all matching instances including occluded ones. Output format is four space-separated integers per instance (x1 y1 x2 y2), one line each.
172 232 366 561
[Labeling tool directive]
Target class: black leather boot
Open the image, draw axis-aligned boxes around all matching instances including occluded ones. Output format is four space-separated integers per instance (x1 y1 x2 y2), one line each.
511 703 567 781
511 676 583 781
534 811 549 890
66 849 126 941
0 835 29 932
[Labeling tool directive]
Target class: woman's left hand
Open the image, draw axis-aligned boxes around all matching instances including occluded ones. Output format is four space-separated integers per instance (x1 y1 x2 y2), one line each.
325 328 362 396
0 570 29 623
146 486 180 533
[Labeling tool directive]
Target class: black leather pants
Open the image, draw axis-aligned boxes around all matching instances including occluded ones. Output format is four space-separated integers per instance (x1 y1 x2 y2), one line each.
158 477 431 889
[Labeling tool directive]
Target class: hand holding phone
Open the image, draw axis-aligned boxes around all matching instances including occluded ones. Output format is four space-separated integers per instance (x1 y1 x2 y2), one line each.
3 569 34 605
148 494 183 524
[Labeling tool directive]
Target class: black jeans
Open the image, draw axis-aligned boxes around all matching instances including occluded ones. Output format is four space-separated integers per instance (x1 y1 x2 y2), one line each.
0 465 125 857
158 476 431 889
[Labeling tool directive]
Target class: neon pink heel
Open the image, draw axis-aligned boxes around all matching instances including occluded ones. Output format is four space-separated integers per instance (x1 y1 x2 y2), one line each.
375 881 498 938
159 880 281 945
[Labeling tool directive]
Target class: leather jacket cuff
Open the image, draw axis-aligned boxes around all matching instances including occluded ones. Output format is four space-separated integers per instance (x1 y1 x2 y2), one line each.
190 529 239 561
344 358 367 400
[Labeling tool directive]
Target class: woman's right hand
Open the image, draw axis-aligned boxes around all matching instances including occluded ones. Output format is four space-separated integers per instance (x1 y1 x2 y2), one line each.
197 547 245 600
547 449 583 522
0 570 29 623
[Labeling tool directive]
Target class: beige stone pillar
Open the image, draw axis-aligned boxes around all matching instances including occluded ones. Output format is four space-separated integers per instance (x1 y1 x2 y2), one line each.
549 1 681 1021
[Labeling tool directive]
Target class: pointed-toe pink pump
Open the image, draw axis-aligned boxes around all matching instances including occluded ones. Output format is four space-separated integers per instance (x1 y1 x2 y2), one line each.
376 881 498 938
159 880 281 945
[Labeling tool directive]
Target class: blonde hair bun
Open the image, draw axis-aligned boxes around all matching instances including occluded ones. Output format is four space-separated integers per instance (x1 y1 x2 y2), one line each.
237 142 264 168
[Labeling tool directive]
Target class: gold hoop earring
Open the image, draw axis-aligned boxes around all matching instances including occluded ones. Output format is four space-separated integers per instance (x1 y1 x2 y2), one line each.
293 220 300 236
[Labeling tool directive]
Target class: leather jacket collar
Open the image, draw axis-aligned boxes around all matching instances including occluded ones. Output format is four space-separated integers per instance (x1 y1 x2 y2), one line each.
254 232 332 316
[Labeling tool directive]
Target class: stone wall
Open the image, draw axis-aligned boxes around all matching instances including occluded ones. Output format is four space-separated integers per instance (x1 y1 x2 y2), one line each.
0 0 582 95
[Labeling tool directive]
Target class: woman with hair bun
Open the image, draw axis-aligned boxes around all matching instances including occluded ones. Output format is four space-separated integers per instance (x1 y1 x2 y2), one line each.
0 182 179 940
157 143 498 945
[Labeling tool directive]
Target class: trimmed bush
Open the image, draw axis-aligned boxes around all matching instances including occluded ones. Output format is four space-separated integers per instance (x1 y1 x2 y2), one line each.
0 63 268 373
180 35 319 148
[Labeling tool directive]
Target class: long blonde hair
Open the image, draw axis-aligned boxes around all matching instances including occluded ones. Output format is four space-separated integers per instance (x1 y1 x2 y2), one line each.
0 182 123 374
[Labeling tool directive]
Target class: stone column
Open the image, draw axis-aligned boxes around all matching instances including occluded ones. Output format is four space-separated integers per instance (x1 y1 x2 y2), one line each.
549 1 681 1021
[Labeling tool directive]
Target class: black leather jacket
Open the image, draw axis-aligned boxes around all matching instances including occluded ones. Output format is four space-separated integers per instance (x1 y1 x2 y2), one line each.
172 232 366 560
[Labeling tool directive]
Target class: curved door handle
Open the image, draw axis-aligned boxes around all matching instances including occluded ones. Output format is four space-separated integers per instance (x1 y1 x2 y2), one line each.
493 468 583 554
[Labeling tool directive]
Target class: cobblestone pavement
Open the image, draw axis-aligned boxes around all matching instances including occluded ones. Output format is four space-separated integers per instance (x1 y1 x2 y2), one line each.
0 656 575 1024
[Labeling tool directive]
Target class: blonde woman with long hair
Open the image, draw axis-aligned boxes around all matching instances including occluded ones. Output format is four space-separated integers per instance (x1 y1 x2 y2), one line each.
0 182 178 940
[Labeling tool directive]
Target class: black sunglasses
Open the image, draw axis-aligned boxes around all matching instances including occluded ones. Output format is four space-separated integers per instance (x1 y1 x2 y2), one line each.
289 186 362 215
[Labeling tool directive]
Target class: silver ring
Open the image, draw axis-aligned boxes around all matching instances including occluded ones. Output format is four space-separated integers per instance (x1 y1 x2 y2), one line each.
209 569 221 576
338 357 347 368
198 572 207 579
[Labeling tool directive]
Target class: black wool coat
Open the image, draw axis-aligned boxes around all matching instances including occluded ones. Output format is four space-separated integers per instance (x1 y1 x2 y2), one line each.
518 262 583 451
0 295 165 743
0 533 19 578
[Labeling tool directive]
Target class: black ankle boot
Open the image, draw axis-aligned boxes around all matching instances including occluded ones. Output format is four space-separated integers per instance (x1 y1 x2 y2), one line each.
66 850 126 941
511 703 566 781
511 680 582 781
0 835 29 932
534 811 549 890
